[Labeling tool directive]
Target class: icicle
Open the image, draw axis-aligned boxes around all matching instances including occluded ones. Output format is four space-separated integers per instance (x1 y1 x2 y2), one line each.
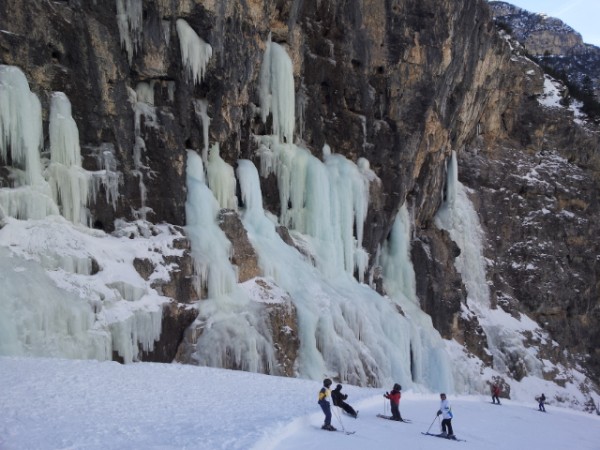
167 81 176 102
161 20 171 45
90 143 120 210
47 92 90 225
193 99 210 161
128 85 157 221
135 81 155 105
176 19 213 85
259 36 295 144
116 0 143 64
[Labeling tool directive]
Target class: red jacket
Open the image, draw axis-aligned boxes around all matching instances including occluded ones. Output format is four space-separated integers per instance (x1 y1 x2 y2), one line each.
385 389 401 405
492 385 500 396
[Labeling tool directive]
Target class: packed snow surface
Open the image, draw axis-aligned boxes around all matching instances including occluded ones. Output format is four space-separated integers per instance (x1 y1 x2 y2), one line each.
1 357 599 450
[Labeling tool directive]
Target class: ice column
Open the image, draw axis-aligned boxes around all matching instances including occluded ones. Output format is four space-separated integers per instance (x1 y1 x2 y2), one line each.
47 92 90 225
381 204 417 303
185 150 236 297
176 19 213 85
0 65 58 219
206 144 238 210
259 37 295 143
381 203 453 391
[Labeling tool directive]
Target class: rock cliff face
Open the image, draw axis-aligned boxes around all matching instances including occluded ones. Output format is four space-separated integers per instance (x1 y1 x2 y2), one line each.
1 0 599 394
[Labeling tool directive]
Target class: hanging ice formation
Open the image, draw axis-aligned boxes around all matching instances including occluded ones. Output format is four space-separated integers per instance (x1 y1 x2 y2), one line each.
47 92 90 225
127 83 158 220
0 65 57 219
435 151 544 384
176 19 213 85
0 64 166 364
193 99 210 161
89 143 121 211
116 0 143 64
259 36 295 143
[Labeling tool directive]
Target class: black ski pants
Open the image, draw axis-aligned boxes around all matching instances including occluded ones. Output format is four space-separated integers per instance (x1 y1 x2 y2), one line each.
441 418 453 435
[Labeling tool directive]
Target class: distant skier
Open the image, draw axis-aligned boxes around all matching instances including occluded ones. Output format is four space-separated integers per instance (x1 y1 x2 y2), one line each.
537 393 546 412
384 383 402 421
436 393 455 438
318 378 336 431
331 384 358 418
491 383 501 405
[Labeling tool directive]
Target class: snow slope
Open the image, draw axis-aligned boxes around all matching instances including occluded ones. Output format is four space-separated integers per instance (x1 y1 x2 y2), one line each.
1 357 599 450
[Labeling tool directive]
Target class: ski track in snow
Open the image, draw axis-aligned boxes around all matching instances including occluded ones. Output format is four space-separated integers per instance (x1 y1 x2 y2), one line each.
1 357 600 450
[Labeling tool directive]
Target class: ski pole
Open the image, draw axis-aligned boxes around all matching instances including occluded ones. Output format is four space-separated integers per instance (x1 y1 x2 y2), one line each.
333 405 346 432
425 414 438 433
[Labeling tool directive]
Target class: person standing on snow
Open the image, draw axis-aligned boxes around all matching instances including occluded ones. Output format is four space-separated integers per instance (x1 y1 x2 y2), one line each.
384 383 402 421
318 378 336 431
437 393 455 438
538 393 546 412
491 383 501 404
331 384 358 418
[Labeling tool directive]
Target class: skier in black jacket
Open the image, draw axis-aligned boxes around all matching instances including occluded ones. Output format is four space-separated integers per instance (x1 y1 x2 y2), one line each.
331 384 358 418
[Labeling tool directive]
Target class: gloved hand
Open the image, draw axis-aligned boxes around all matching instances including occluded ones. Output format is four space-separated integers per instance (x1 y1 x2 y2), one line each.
436 410 441 416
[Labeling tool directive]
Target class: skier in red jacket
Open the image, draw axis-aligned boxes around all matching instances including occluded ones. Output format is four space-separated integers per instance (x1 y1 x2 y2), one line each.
384 383 402 421
491 383 501 404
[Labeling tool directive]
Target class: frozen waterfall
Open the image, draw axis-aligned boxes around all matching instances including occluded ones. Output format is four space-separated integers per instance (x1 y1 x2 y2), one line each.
177 37 454 389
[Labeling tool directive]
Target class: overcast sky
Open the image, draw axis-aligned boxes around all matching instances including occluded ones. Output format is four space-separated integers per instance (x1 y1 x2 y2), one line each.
494 0 600 47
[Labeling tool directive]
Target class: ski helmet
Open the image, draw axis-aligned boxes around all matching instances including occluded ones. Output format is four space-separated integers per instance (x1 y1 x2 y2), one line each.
393 383 401 391
324 378 332 387
336 384 342 390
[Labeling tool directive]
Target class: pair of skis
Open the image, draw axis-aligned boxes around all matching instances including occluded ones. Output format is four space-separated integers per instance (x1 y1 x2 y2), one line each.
376 414 412 423
421 432 466 442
